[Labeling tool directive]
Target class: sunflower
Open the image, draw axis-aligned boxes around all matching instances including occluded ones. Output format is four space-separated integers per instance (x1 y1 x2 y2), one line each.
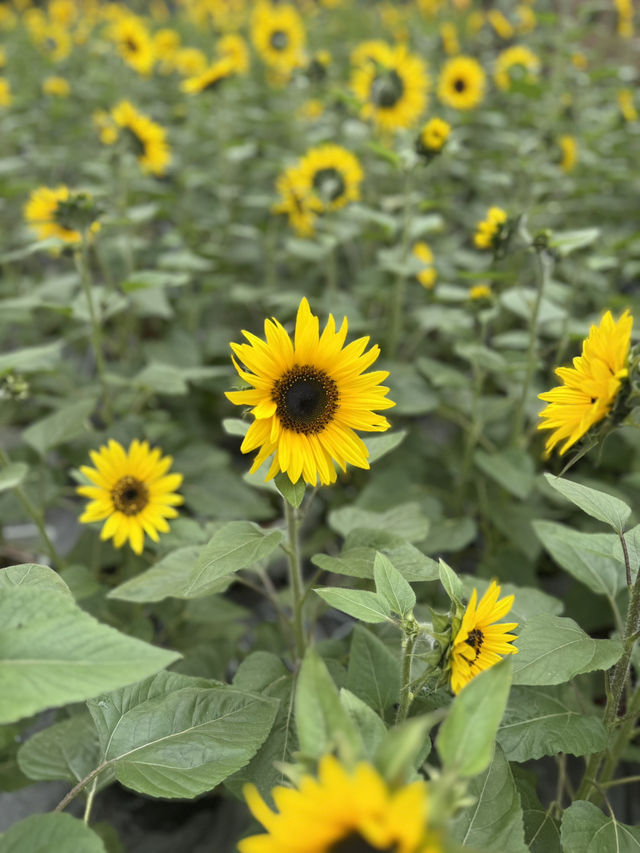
174 46 208 76
351 42 430 132
42 75 70 97
437 56 486 110
538 310 633 456
439 21 459 55
0 77 11 107
108 14 155 75
415 116 450 157
226 298 394 486
217 32 250 73
239 755 442 853
110 100 171 176
558 134 578 173
450 581 518 695
413 241 437 289
473 205 507 250
295 144 363 212
272 165 323 236
250 1 306 75
468 282 492 301
618 88 638 122
487 8 514 39
494 45 540 91
153 27 181 73
77 439 183 556
181 56 237 93
24 185 98 243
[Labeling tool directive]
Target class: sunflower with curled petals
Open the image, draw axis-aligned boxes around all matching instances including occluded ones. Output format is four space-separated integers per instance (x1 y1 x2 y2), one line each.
226 298 395 486
437 56 486 110
450 581 518 694
251 1 306 75
351 42 430 132
296 144 363 213
538 310 633 456
77 439 183 555
239 754 444 853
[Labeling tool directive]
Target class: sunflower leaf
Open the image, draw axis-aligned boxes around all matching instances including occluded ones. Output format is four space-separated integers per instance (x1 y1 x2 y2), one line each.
438 559 464 606
0 462 28 492
274 472 306 508
561 801 640 852
345 624 401 716
373 552 416 618
543 473 631 534
22 397 97 456
314 587 393 624
0 813 107 853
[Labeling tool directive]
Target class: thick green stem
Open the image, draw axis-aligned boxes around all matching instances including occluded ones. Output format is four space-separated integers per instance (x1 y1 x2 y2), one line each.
395 634 417 724
0 448 64 567
83 776 98 825
387 170 413 360
284 499 306 661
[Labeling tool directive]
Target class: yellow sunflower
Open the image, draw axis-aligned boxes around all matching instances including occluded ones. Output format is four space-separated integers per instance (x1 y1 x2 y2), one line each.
468 282 492 301
24 185 98 244
77 438 183 556
226 298 395 486
494 45 540 91
239 755 442 853
618 88 638 122
487 8 514 39
351 42 429 132
42 75 70 97
473 205 507 250
538 310 633 456
250 1 306 75
174 46 208 76
450 581 518 695
416 116 451 157
110 100 171 176
558 134 578 173
0 77 11 107
217 32 250 73
108 14 155 75
296 144 363 212
413 242 437 289
437 56 486 110
181 56 237 93
272 165 323 236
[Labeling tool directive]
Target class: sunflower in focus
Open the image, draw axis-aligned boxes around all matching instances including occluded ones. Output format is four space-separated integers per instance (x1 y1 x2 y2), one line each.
416 116 450 157
108 14 155 75
181 56 237 93
296 144 363 212
77 439 183 556
473 206 507 250
538 310 633 456
226 298 394 486
494 45 540 91
24 185 98 243
239 755 442 853
251 1 306 75
110 100 171 175
272 166 323 236
450 581 518 694
351 42 429 131
437 56 486 110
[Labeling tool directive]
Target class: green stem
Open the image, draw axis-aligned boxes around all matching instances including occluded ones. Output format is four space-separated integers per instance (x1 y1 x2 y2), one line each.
83 776 98 825
55 762 108 813
284 499 306 661
0 448 64 567
75 238 112 424
387 170 413 360
395 633 417 724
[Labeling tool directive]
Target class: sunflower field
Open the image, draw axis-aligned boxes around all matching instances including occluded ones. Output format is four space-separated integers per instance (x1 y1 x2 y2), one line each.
2 0 640 850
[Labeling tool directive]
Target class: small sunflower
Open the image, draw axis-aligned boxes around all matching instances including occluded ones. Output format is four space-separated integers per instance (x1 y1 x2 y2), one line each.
217 32 250 73
450 581 518 695
174 46 208 76
181 56 237 94
24 185 98 244
250 1 306 75
42 75 70 97
32 23 72 62
416 116 451 157
538 310 633 456
226 298 394 486
437 56 486 110
110 100 171 176
473 205 507 250
351 42 430 132
468 282 492 301
494 45 540 91
0 77 11 107
77 438 183 556
413 241 437 289
272 165 323 236
439 21 460 55
239 754 442 853
296 144 363 212
108 14 155 75
487 8 514 39
558 134 578 173
618 88 638 122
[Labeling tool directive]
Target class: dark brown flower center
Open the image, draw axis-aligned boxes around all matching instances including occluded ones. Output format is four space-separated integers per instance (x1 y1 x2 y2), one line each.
453 77 466 93
465 628 484 662
371 70 404 108
112 475 149 516
270 29 289 51
313 167 346 202
272 365 339 434
330 834 396 853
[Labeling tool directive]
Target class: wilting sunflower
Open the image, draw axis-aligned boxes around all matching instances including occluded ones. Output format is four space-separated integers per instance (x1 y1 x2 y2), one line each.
111 100 171 176
351 42 430 131
272 165 323 236
77 438 183 556
450 581 518 694
250 0 306 75
473 205 507 250
296 144 363 213
437 56 486 110
181 56 237 93
226 298 394 486
108 14 155 75
416 116 451 157
494 45 540 91
239 755 442 853
24 185 98 243
558 134 578 173
538 310 633 456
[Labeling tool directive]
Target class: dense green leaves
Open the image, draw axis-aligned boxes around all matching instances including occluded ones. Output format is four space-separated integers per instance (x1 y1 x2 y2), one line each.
561 801 640 852
22 397 96 456
0 813 106 853
328 503 430 543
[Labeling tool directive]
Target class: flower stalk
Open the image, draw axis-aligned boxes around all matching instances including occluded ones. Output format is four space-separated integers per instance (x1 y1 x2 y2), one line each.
284 498 306 662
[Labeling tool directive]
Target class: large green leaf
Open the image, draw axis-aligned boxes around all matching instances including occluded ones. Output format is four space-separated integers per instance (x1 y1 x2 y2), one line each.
543 474 631 533
450 745 527 852
189 522 283 591
561 801 640 852
0 587 180 724
512 614 623 686
314 587 392 624
312 542 439 582
345 625 400 716
0 813 106 853
0 341 63 376
0 563 72 598
0 463 28 493
328 503 429 543
23 397 96 456
475 449 535 499
497 686 607 762
437 659 512 778
87 672 279 798
373 552 415 618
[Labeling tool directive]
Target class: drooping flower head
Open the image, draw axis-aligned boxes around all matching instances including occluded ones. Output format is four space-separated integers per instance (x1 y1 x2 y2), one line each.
538 310 633 456
24 186 99 244
109 100 171 176
450 581 518 694
239 755 443 853
226 298 395 486
77 439 183 555
437 56 486 110
181 56 237 94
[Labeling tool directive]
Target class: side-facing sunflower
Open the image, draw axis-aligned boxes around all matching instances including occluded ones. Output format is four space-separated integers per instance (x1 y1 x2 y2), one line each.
351 41 430 131
181 55 237 94
24 185 98 243
110 100 171 176
558 134 578 173
250 1 306 75
77 438 183 556
272 165 323 236
437 55 486 110
538 310 633 456
239 755 443 853
450 580 518 694
226 298 395 486
107 14 155 75
494 45 540 92
295 144 363 212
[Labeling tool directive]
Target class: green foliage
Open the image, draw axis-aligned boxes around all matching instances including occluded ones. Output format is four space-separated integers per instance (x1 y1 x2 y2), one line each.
561 801 640 852
0 813 107 853
543 474 632 534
